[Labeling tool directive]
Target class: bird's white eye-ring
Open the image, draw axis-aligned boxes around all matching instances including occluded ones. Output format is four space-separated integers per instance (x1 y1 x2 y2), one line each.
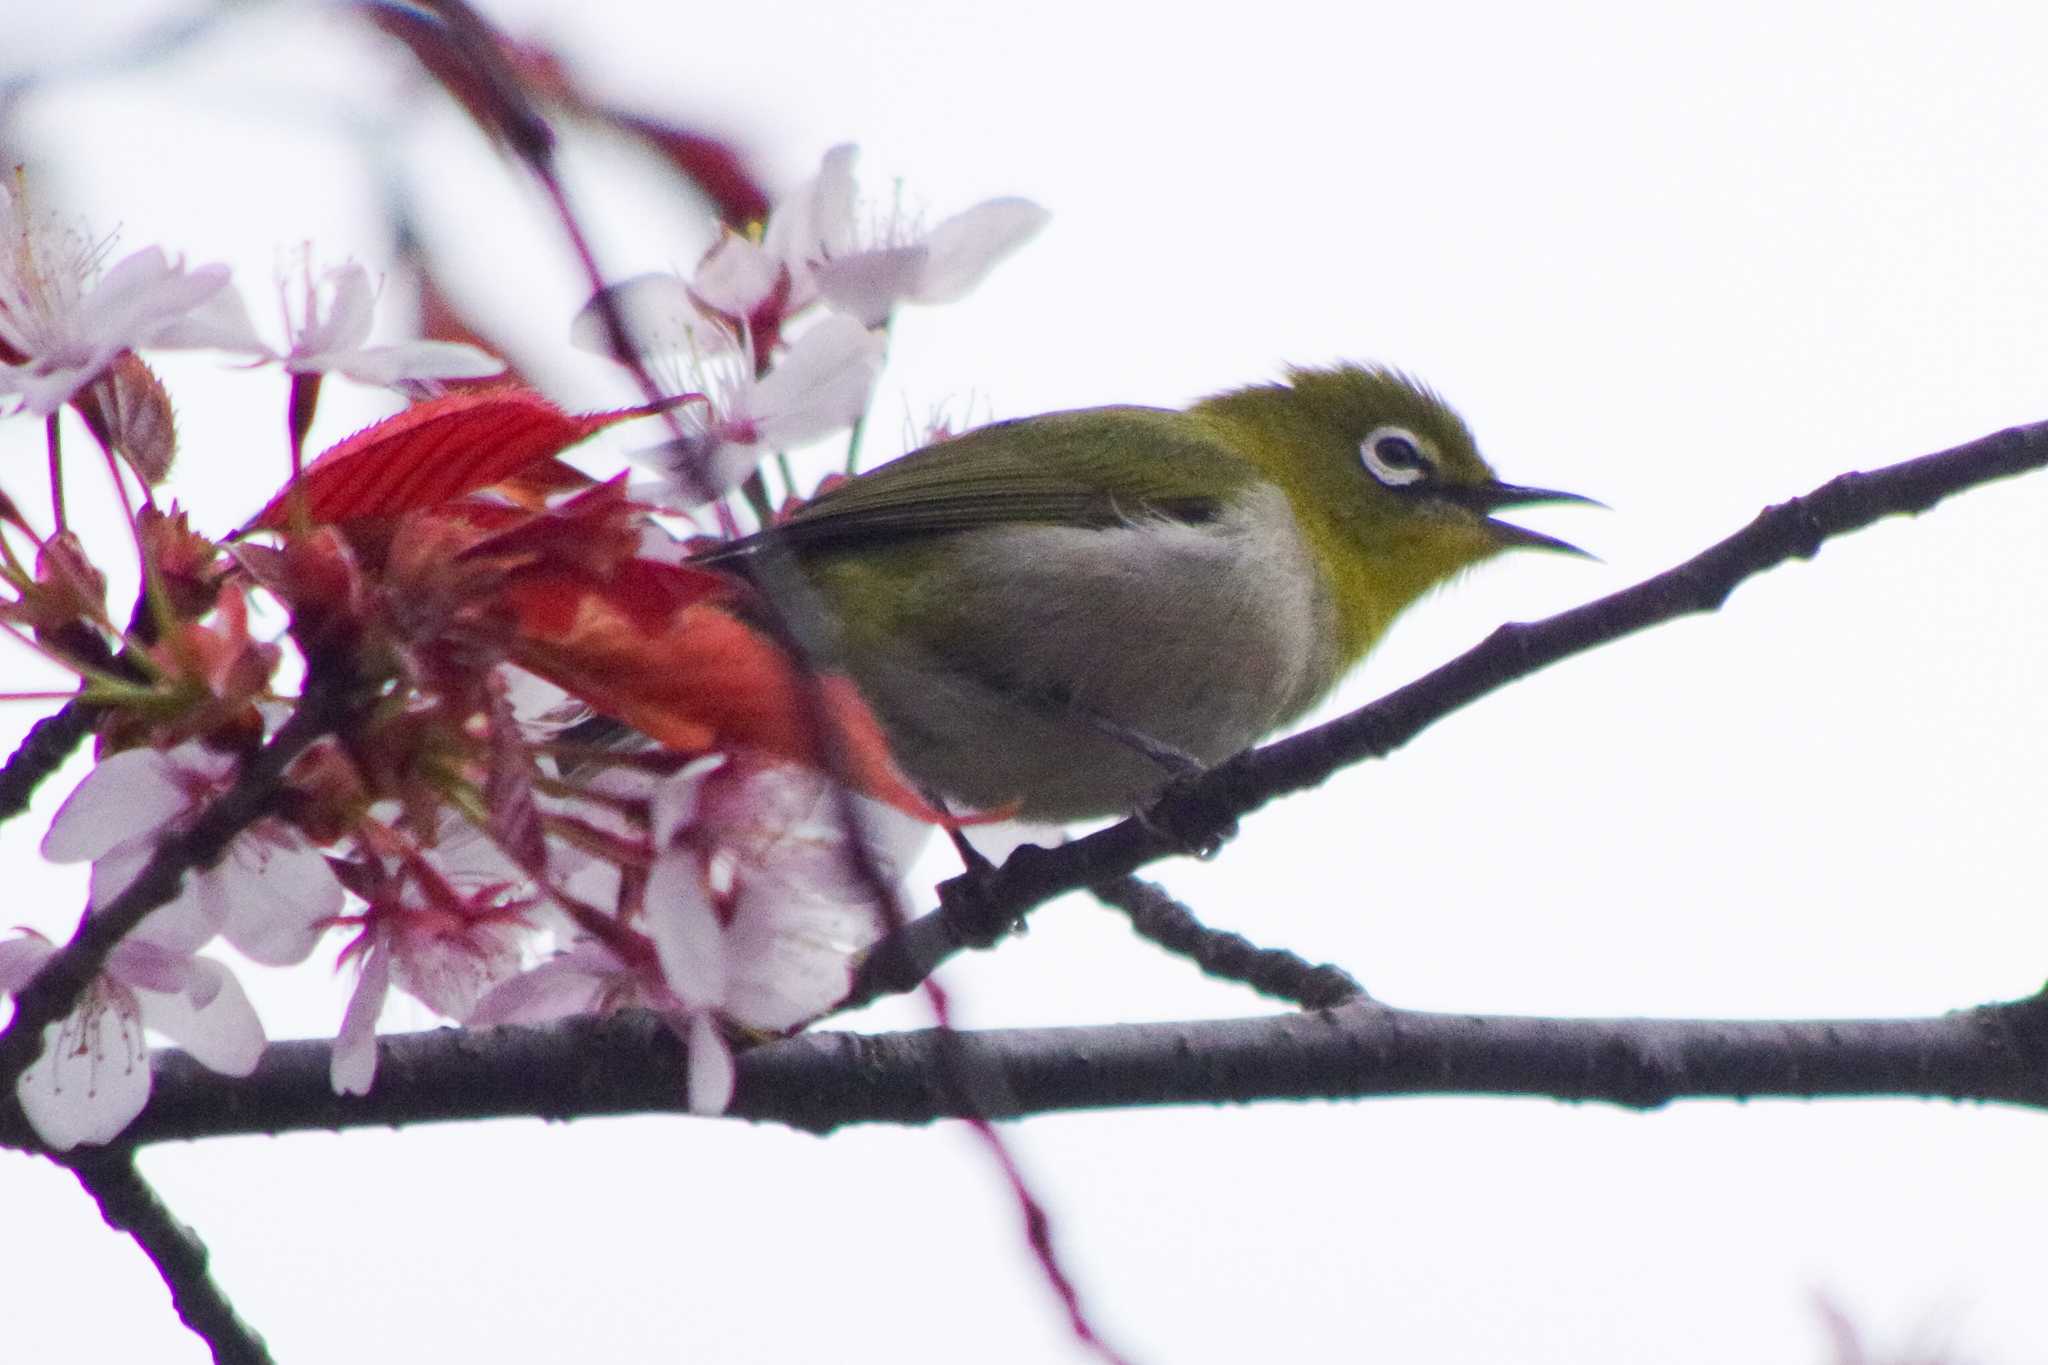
1361 427 1432 487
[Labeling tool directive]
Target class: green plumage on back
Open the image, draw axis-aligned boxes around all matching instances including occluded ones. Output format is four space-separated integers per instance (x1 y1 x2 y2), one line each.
699 406 1260 559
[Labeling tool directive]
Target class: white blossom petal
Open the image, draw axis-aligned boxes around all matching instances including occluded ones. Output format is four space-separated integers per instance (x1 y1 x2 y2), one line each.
287 263 376 359
643 850 727 1007
692 235 784 319
90 249 231 351
40 747 193 864
91 841 218 954
214 834 343 967
748 315 884 451
15 992 150 1150
685 1011 735 1115
330 938 390 1096
0 362 84 416
0 933 55 994
723 890 879 1032
468 944 619 1027
571 273 729 359
306 339 504 387
764 143 859 277
912 197 1050 305
103 937 194 994
390 922 523 1022
650 754 726 848
135 956 265 1076
149 280 269 354
814 245 930 327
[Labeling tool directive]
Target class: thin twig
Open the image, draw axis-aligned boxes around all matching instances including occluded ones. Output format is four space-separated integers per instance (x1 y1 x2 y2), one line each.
65 1149 274 1365
1092 875 1368 1008
0 697 97 825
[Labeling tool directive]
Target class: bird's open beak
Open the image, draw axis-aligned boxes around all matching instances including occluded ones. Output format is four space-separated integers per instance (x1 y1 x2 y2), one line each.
1464 481 1602 559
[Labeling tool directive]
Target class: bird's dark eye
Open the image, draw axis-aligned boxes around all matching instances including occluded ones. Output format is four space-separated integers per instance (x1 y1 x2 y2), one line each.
1360 427 1432 488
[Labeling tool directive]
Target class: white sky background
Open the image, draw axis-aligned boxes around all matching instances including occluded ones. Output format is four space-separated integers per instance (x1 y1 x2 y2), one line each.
4 1 2048 1361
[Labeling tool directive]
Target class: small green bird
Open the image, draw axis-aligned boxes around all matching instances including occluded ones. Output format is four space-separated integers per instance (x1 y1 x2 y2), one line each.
701 364 1591 821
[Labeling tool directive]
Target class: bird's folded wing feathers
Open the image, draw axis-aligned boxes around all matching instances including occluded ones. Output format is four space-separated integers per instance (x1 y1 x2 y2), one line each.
695 405 1256 560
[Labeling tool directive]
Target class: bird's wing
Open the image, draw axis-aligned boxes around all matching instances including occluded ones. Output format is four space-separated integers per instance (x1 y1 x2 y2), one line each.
697 405 1257 561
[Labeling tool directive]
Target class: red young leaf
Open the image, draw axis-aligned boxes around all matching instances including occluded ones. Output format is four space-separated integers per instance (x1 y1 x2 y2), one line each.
242 387 688 532
502 559 941 819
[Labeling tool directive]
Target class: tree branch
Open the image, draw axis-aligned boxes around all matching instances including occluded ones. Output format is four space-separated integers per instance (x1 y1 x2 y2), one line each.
1091 875 1368 1008
0 624 128 829
848 417 2048 1004
4 993 2036 1151
0 697 97 825
65 1149 274 1364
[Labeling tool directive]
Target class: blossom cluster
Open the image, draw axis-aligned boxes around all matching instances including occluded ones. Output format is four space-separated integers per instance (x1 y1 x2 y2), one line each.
0 147 1045 1148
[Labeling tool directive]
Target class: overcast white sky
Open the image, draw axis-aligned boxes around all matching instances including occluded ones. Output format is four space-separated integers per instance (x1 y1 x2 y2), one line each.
6 2 2048 1361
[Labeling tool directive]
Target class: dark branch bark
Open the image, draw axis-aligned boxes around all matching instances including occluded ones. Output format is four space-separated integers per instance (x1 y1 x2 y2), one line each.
0 624 128 828
849 417 2048 1005
0 697 97 824
5 994 2038 1152
1091 875 1368 1008
65 1149 275 1364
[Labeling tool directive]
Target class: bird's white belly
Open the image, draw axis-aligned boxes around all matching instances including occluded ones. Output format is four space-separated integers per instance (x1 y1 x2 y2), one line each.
843 484 1342 819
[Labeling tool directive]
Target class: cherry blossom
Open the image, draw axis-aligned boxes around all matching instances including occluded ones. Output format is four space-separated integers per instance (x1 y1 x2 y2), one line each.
327 822 533 1096
764 143 1049 326
0 180 260 415
0 931 264 1150
601 312 885 504
568 270 740 365
471 754 924 1113
571 140 1045 371
274 260 504 394
40 742 343 967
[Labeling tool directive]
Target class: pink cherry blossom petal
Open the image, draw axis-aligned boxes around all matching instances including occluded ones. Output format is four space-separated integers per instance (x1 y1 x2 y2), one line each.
691 235 783 319
90 249 232 350
814 246 930 328
104 937 194 995
390 921 524 1022
650 754 725 848
644 849 728 1007
286 262 376 360
135 957 265 1077
331 938 391 1096
0 933 54 993
748 315 885 451
215 836 343 967
150 282 268 353
723 892 882 1032
468 944 620 1027
914 198 1051 305
40 747 196 864
309 339 505 387
15 991 151 1150
685 1011 735 1115
570 273 728 359
89 841 220 954
763 143 859 283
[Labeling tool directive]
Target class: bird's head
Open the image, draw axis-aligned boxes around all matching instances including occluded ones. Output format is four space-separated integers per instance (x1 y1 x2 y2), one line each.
1195 363 1595 654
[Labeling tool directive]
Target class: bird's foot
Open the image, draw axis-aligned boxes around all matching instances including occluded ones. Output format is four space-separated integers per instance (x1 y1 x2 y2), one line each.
1136 769 1241 860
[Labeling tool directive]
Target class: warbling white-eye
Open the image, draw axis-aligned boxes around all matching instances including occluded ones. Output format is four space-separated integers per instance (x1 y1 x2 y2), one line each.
701 364 1592 821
